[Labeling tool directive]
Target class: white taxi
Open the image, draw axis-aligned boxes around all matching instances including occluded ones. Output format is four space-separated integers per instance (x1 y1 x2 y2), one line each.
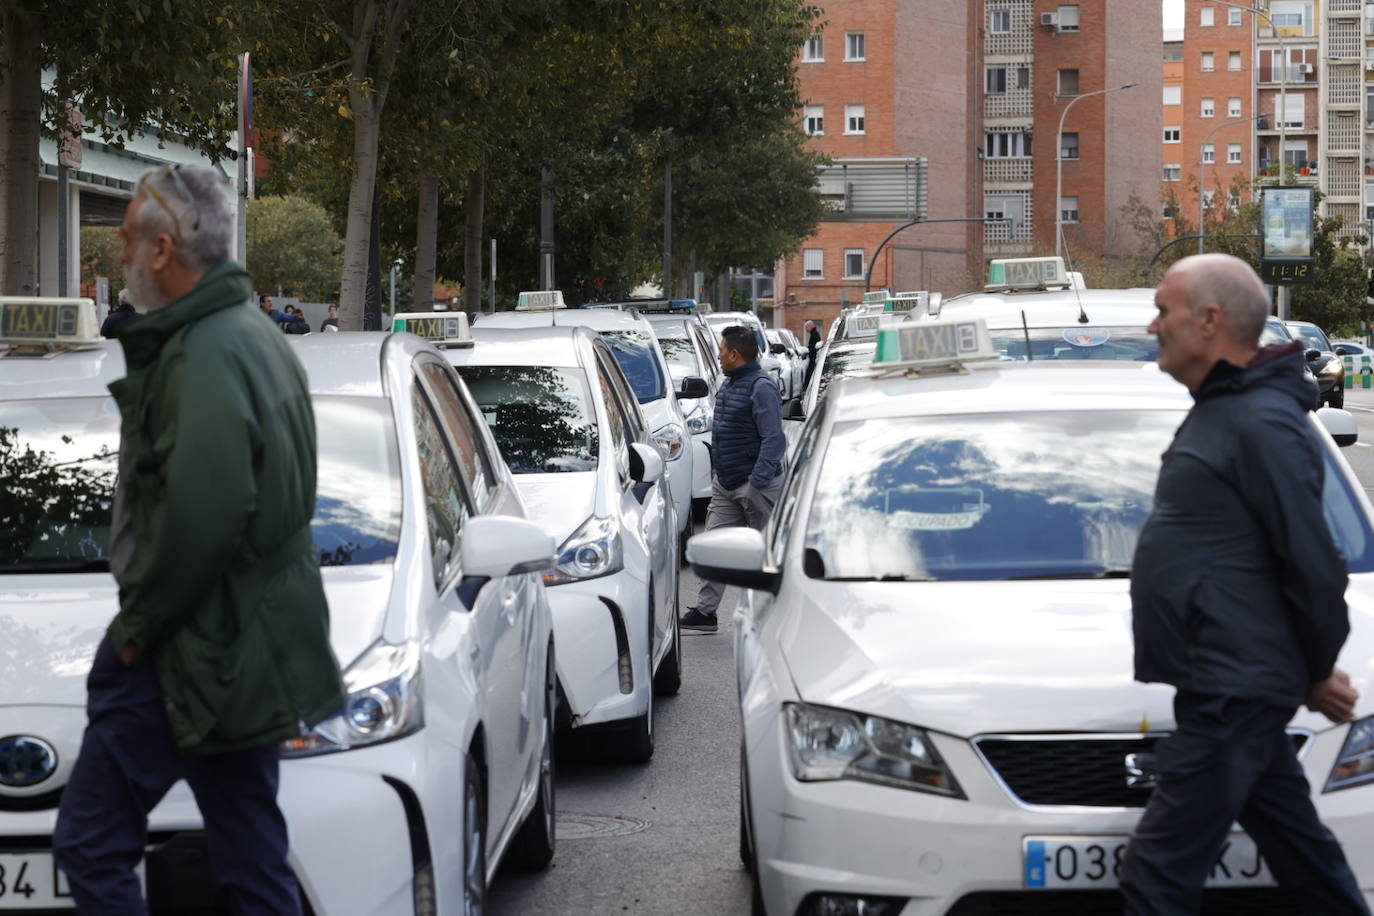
399 312 682 762
690 316 1374 915
0 299 556 915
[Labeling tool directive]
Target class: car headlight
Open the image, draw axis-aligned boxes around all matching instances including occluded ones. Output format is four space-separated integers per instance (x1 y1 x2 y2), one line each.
783 702 964 798
1321 358 1344 377
282 639 422 757
1325 715 1374 792
652 422 686 461
543 514 623 586
685 403 712 434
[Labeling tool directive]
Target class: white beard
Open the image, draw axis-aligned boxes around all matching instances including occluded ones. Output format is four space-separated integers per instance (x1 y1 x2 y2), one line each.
123 243 170 312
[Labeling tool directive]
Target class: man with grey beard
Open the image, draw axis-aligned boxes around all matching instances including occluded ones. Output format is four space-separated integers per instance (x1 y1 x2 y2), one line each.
52 164 343 914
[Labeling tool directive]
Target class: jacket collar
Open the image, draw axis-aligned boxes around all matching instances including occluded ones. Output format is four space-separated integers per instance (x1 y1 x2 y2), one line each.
1194 341 1308 406
118 260 253 367
726 360 762 380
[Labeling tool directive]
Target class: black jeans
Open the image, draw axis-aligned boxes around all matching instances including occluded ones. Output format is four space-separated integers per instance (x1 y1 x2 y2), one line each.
1121 692 1368 916
52 637 301 915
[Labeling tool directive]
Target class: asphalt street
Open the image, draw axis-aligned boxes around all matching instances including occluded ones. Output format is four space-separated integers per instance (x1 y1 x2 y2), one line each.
489 545 753 915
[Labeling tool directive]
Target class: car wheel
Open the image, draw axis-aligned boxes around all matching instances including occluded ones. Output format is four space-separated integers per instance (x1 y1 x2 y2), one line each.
462 752 487 916
1329 389 1345 410
508 640 556 870
653 585 682 696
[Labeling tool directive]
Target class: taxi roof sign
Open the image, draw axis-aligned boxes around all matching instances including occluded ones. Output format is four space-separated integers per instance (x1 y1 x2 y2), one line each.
885 292 928 314
391 311 474 348
872 315 997 373
844 313 888 339
0 297 102 351
985 257 1070 292
861 289 891 304
515 290 566 311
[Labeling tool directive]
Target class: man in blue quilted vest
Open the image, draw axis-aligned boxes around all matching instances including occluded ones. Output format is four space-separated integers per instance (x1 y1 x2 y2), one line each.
680 325 785 633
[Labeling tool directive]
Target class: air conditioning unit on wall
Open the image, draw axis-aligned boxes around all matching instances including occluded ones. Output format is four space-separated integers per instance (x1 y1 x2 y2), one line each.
1040 12 1059 28
1299 63 1315 74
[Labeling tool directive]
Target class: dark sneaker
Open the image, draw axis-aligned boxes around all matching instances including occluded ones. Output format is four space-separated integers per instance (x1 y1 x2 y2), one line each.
679 608 718 633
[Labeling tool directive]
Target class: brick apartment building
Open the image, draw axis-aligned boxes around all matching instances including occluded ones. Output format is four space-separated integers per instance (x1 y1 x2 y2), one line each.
767 0 1160 339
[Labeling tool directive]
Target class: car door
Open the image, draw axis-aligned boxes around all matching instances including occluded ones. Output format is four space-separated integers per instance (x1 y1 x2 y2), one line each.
413 358 529 835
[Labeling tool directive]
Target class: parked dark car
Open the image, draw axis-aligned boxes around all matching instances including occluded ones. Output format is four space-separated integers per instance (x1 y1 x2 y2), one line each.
1285 320 1344 409
1265 319 1323 411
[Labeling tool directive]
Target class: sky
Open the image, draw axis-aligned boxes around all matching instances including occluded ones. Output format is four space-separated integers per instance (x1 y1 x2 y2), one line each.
1164 0 1183 31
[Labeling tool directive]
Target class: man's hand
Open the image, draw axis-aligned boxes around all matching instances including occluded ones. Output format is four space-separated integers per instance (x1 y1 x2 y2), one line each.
118 641 139 666
1307 668 1359 724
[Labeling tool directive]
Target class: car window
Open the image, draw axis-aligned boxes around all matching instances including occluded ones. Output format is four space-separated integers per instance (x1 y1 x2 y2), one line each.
1321 445 1374 573
0 395 402 573
412 384 473 586
655 331 701 378
417 360 496 510
692 326 720 380
816 344 877 400
593 360 632 485
456 366 599 474
1289 324 1332 351
602 330 667 403
987 327 1157 362
768 402 826 563
805 410 1181 581
1262 321 1293 345
596 345 648 440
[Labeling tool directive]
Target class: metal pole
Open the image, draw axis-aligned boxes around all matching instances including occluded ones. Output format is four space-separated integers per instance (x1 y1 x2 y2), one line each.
56 164 69 297
1200 112 1273 254
863 217 1007 292
662 160 673 297
489 238 496 313
236 53 249 268
1056 83 1137 260
539 167 555 290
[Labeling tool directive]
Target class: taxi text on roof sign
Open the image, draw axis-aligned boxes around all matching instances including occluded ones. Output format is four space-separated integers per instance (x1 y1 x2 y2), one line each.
516 290 567 311
872 315 997 372
0 297 102 348
885 292 928 314
985 257 1069 292
861 289 891 304
391 311 474 348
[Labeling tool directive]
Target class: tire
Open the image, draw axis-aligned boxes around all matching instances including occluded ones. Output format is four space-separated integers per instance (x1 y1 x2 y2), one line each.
654 585 683 696
508 640 556 870
1329 388 1345 410
462 752 488 916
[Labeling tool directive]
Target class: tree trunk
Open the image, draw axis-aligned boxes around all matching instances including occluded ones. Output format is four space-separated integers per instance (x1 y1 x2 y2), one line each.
463 166 484 316
413 162 439 310
337 87 380 330
365 180 381 330
0 3 41 297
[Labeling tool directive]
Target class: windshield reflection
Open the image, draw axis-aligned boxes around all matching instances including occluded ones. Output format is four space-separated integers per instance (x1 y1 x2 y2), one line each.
603 331 667 403
457 366 599 473
805 411 1181 581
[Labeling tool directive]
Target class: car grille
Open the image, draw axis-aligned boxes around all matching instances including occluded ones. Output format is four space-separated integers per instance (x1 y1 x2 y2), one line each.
973 733 1308 809
945 889 1302 916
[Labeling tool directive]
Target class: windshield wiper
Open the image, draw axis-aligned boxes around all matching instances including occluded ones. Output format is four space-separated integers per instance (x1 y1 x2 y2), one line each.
1007 568 1131 580
0 558 111 574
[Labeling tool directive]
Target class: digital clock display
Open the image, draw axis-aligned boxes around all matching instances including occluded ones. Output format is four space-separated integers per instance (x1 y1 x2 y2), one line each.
1261 260 1313 284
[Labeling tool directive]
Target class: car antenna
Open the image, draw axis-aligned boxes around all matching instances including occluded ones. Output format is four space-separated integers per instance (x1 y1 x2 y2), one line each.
1060 239 1090 324
1021 310 1033 362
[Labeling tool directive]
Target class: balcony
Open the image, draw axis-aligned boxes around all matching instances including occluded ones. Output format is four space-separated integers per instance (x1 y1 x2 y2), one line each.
1258 65 1318 85
983 158 1033 185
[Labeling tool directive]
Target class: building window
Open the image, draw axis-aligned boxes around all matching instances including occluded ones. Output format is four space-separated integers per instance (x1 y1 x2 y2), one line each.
1229 7 1242 25
845 104 865 134
1229 51 1241 71
1163 125 1181 143
1164 42 1184 62
986 66 1008 94
803 34 823 62
1164 85 1181 105
1201 97 1215 117
1279 93 1304 129
1015 66 1030 89
1228 143 1242 163
990 9 1011 32
845 31 866 61
843 249 864 279
803 248 823 278
1201 6 1214 26
1228 97 1242 118
804 105 823 135
1201 52 1215 72
1059 196 1079 223
1060 132 1079 159
1164 163 1182 181
1057 5 1079 30
1058 68 1079 96
986 130 1033 157
1202 143 1215 164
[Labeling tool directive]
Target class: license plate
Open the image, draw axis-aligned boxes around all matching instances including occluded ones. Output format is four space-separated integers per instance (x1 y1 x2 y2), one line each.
0 851 73 909
1023 834 1272 889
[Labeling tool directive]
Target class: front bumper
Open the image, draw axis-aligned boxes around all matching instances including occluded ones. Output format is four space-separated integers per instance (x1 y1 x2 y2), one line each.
545 572 652 729
665 450 692 533
746 705 1374 916
691 433 712 501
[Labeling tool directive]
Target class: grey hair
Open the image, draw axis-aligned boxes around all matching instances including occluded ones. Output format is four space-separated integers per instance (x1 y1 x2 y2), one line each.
1180 253 1269 345
134 164 233 272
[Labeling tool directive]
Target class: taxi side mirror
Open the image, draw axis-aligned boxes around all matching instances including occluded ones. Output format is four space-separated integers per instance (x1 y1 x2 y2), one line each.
769 342 788 355
1305 348 1323 362
629 441 663 483
1317 407 1358 447
677 377 710 399
461 516 555 579
686 528 780 593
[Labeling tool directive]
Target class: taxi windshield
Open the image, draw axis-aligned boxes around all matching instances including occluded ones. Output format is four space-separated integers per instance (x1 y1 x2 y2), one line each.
455 366 599 473
987 327 1157 362
804 410 1181 581
654 333 702 378
0 396 402 572
602 330 667 403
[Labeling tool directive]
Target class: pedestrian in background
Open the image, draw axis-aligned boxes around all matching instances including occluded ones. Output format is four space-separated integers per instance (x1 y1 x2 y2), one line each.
100 288 138 339
803 319 821 387
680 325 785 633
52 164 344 914
1122 253 1368 915
321 303 340 331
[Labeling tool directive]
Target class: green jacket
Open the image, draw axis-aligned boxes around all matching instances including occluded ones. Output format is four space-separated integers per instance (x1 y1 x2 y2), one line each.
108 261 344 755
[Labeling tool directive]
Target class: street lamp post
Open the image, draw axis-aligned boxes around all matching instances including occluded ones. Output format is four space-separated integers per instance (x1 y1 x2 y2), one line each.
1056 82 1137 260
1199 112 1273 254
1208 0 1286 184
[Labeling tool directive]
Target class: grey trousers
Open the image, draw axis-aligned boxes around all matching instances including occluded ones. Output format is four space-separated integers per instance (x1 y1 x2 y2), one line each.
694 474 783 616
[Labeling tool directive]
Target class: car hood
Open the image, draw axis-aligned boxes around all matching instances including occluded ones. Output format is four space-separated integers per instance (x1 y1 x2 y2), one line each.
0 566 394 707
513 472 598 546
776 578 1374 737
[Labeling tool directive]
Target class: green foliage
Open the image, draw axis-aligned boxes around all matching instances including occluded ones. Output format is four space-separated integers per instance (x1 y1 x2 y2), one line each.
79 226 124 295
246 196 344 301
0 427 116 566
